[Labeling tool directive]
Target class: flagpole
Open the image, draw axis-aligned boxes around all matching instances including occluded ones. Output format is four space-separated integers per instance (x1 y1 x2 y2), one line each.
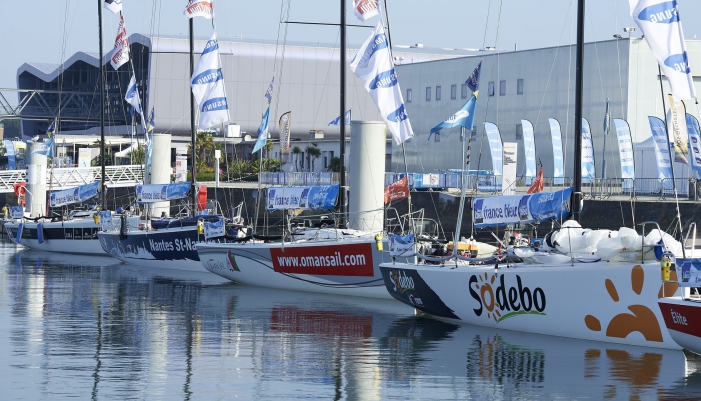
98 0 106 210
339 0 347 228
572 0 584 222
189 16 197 216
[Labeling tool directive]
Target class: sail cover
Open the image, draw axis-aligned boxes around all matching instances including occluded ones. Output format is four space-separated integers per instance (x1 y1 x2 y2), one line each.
49 182 101 208
472 187 573 229
136 182 191 203
484 122 503 176
549 119 564 184
266 185 339 211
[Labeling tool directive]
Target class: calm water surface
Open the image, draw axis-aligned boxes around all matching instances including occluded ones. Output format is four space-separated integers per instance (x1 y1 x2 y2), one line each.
1 243 701 400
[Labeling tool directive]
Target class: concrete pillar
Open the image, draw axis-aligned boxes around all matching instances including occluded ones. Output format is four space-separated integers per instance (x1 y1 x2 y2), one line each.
25 142 48 218
348 121 385 232
149 133 172 218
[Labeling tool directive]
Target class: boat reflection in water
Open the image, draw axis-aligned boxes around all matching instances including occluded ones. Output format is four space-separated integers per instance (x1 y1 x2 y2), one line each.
2 245 700 400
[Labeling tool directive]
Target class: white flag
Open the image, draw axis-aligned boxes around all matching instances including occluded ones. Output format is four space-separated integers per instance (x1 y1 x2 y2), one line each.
630 0 696 100
110 15 129 70
124 74 142 114
103 0 122 14
191 31 230 129
350 22 413 145
184 0 214 19
353 0 379 22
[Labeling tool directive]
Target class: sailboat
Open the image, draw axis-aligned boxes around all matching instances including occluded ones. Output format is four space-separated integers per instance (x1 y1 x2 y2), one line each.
4 1 140 255
377 0 695 349
196 0 435 298
97 1 232 272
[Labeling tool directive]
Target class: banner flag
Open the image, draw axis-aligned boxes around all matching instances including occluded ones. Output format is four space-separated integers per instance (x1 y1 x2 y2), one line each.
581 118 596 183
49 182 100 208
124 74 142 114
549 118 564 184
136 182 191 203
10 206 24 219
328 110 352 126
350 22 413 145
630 0 696 100
46 118 56 137
685 114 701 179
353 0 380 22
190 31 230 129
264 76 274 104
204 218 225 240
527 167 544 194
110 15 129 70
521 119 536 183
184 0 214 19
266 185 339 211
279 111 292 154
4 140 16 170
103 0 122 14
648 116 675 185
473 187 573 228
667 94 689 164
31 137 54 158
252 105 270 154
384 176 409 204
484 122 503 176
427 95 476 142
466 60 482 96
388 233 414 257
613 119 635 188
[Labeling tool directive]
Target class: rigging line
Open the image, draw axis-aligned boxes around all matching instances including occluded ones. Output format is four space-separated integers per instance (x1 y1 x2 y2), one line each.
613 0 629 226
311 31 340 129
560 2 575 227
476 0 502 173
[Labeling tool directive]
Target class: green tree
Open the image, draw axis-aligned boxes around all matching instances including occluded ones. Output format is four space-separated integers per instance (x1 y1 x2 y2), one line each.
305 145 321 172
90 140 114 166
0 119 21 138
127 146 145 165
326 156 341 172
291 146 301 172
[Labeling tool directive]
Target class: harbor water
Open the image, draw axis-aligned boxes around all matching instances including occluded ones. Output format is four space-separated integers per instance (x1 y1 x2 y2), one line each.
1 242 701 400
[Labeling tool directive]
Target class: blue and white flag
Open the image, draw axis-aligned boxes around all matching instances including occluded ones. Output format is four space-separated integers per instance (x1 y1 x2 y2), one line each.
484 122 503 176
146 108 155 133
630 0 696 100
613 119 635 187
264 76 274 104
136 182 191 203
427 95 476 143
603 99 611 135
472 187 573 228
388 233 415 256
686 113 701 179
549 119 564 184
252 105 270 154
328 110 352 126
581 118 596 183
648 116 675 185
350 22 413 145
521 119 537 184
4 140 16 170
266 185 339 211
466 60 482 96
125 74 142 114
31 137 54 158
204 217 225 240
49 182 100 208
46 118 56 137
191 31 230 129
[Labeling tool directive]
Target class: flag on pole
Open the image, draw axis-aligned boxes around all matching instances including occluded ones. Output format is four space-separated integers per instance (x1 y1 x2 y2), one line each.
353 0 380 22
31 137 54 158
427 95 477 142
147 108 155 133
279 111 292 154
46 118 56 138
264 77 274 104
466 60 482 97
350 22 413 145
252 105 270 154
110 15 129 70
145 107 155 172
103 0 122 14
125 74 142 114
384 176 409 204
190 31 230 129
603 98 610 135
630 0 696 100
328 110 352 126
527 166 544 194
184 0 214 19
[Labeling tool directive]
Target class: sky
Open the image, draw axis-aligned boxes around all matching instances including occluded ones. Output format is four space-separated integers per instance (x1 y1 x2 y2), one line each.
2 0 701 91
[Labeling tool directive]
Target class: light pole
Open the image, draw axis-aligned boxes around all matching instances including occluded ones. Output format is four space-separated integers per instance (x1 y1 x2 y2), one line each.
623 27 636 39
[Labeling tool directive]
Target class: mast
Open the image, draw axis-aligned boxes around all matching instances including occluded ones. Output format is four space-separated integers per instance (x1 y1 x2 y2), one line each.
572 0 585 221
98 0 106 210
189 17 197 216
339 0 347 226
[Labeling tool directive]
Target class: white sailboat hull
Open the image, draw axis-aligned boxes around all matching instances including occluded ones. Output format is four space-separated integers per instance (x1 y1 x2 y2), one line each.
658 296 701 355
197 237 406 299
379 260 683 349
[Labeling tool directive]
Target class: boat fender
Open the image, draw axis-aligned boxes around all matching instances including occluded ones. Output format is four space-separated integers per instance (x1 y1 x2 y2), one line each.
375 233 383 251
197 220 204 234
93 214 100 224
119 214 127 240
660 254 673 282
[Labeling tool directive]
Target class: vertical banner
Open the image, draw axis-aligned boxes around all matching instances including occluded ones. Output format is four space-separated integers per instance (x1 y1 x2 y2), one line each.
175 155 188 182
4 140 16 170
630 0 696 100
502 142 518 195
549 118 564 185
279 111 291 162
686 114 701 179
581 118 596 183
521 119 536 184
78 148 91 167
110 15 129 70
613 119 635 189
484 122 503 176
648 116 675 188
667 94 689 164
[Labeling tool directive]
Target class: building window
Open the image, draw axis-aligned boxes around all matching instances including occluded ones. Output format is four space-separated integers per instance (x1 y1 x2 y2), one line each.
451 84 457 100
406 88 412 103
436 86 442 101
434 132 440 142
499 80 506 96
488 81 495 96
517 79 524 95
461 83 468 99
426 87 431 101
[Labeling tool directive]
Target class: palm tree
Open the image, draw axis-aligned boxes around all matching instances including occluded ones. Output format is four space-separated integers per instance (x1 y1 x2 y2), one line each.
91 140 114 166
195 131 214 169
306 145 321 172
291 146 301 172
326 156 340 172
